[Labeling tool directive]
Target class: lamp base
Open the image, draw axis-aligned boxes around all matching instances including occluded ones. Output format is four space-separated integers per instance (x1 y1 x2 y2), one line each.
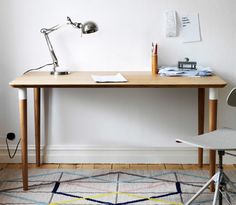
50 71 70 75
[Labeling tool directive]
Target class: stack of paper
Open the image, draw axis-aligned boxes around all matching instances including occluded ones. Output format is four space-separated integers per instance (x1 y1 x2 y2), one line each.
91 73 128 83
197 66 213 76
159 66 213 77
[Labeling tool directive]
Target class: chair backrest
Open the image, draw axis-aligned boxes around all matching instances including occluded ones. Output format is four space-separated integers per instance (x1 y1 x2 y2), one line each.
227 88 236 107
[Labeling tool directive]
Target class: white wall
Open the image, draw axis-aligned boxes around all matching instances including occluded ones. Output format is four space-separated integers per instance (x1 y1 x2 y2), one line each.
0 0 236 163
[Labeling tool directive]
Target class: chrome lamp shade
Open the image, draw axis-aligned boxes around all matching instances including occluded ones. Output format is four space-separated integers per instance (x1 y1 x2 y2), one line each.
82 21 98 34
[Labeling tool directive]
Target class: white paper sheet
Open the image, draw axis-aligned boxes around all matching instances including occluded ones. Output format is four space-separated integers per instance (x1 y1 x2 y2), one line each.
182 14 201 43
91 73 128 83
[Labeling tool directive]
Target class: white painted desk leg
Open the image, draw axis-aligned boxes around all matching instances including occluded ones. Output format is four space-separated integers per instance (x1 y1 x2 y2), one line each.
34 88 40 167
209 88 218 192
18 88 28 191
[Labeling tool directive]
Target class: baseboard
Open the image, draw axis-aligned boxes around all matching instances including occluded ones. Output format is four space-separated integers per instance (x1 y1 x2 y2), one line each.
44 146 202 164
0 145 235 164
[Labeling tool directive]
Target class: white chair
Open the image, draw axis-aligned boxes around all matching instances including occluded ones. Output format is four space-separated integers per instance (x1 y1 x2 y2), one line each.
176 88 236 205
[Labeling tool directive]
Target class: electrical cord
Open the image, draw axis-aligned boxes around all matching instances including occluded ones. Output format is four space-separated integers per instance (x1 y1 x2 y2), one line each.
23 63 53 74
6 138 21 159
8 62 53 158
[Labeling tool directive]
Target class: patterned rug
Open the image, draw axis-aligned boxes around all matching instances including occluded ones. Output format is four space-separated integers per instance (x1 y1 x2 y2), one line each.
0 168 236 205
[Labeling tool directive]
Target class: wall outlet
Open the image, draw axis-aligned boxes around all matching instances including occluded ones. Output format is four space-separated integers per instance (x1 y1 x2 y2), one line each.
7 133 16 141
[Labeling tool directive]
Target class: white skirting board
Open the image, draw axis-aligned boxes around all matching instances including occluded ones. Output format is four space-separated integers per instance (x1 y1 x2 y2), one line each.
0 145 236 164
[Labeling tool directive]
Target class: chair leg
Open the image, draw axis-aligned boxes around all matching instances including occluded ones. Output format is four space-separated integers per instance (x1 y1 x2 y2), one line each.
221 173 236 205
217 173 236 205
185 173 220 205
212 172 221 205
186 151 236 205
223 173 236 191
220 188 231 205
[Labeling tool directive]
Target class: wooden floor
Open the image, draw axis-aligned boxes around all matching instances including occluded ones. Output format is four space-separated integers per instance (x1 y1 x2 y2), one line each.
1 163 236 170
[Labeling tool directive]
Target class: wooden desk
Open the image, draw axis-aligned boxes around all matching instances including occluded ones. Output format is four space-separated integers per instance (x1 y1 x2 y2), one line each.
10 71 227 190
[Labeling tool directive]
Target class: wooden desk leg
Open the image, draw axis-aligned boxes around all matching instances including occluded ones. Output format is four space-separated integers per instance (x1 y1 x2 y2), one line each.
209 88 218 192
18 88 28 191
34 88 41 167
198 88 205 168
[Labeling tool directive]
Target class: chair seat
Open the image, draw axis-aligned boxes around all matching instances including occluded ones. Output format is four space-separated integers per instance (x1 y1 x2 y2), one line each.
176 128 236 150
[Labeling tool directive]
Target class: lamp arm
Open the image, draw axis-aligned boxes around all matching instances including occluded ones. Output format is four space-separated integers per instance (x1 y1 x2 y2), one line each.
40 23 70 35
42 32 58 72
40 20 82 72
41 16 82 34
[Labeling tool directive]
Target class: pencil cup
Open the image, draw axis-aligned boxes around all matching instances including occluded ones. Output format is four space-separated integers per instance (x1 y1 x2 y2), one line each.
152 54 158 75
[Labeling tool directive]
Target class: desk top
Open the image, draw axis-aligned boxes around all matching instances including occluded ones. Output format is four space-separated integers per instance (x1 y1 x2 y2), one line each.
9 71 227 88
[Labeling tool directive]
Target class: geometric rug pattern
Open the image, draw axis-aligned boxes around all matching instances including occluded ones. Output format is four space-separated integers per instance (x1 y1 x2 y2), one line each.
1 168 236 204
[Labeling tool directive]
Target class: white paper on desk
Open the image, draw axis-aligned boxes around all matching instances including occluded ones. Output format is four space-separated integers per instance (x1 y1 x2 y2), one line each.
182 13 201 43
91 73 128 83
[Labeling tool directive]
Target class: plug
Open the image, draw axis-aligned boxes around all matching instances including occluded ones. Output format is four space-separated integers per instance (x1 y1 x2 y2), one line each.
7 133 15 141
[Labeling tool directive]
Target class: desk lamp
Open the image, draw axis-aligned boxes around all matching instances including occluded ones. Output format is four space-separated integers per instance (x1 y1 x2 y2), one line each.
40 17 98 75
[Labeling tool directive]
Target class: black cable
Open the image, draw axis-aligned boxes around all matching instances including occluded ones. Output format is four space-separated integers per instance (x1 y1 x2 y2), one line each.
23 63 53 74
225 152 236 157
6 138 21 159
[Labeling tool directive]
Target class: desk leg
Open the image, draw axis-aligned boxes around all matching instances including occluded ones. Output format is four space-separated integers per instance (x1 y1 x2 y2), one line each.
198 88 205 168
34 88 40 167
18 88 28 191
209 88 218 192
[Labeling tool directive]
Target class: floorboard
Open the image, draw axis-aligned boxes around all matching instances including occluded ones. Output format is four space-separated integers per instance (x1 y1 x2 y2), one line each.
1 163 236 170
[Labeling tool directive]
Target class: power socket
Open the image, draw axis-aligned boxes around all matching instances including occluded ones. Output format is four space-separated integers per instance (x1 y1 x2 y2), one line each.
7 133 16 141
